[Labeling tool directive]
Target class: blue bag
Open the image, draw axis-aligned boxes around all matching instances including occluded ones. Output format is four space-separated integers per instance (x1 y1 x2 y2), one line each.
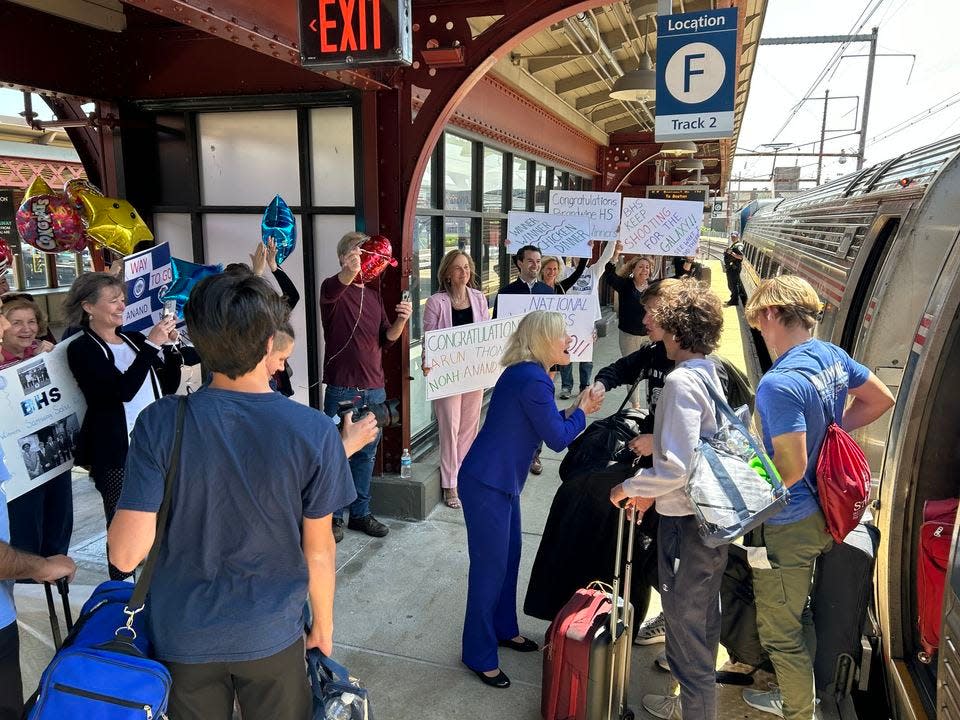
26 397 187 719
308 649 373 720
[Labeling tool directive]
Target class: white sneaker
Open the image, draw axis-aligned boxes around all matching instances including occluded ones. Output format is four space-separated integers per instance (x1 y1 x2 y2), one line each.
642 694 682 720
654 651 670 672
634 611 666 645
742 689 785 718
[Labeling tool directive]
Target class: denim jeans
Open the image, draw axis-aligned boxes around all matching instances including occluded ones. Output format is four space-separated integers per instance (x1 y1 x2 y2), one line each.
323 385 385 520
558 362 594 392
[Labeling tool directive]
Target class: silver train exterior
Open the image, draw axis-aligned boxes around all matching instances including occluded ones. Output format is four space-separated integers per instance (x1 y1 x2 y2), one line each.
738 133 960 720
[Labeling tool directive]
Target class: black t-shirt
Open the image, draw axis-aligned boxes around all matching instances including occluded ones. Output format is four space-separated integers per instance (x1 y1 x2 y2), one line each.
451 306 474 327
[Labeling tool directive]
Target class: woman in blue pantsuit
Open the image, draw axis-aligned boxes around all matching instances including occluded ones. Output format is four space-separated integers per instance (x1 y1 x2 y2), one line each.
459 311 602 688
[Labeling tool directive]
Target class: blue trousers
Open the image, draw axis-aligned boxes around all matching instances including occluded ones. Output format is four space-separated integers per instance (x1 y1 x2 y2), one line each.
460 479 522 672
323 385 385 521
7 470 73 556
558 362 594 392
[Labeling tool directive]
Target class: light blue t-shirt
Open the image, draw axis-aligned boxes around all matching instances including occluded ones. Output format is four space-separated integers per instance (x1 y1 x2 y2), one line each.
756 339 870 525
0 447 15 630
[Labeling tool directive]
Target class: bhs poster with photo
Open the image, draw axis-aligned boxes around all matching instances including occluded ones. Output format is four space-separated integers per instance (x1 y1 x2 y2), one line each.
0 337 87 501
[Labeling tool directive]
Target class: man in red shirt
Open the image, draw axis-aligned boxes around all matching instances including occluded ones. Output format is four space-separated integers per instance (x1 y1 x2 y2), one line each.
320 232 411 543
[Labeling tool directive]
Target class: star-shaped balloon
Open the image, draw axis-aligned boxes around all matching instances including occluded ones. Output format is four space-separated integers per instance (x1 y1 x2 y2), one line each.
261 194 296 266
163 257 223 315
79 192 153 256
24 176 53 200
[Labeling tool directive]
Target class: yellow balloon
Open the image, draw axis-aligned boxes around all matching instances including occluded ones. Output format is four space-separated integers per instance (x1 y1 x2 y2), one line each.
24 176 53 200
79 192 153 256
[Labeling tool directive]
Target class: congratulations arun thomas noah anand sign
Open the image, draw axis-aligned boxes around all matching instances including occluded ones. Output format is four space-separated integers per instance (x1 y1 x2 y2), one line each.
423 317 523 400
655 7 738 142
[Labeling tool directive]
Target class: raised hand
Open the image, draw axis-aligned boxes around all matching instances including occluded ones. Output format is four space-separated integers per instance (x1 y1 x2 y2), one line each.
250 241 267 276
266 237 279 272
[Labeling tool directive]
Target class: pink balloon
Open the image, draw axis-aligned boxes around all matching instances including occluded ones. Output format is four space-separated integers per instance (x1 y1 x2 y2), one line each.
15 194 87 253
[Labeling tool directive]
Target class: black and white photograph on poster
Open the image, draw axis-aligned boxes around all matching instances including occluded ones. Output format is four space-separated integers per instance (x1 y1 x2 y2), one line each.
17 358 51 393
17 413 80 480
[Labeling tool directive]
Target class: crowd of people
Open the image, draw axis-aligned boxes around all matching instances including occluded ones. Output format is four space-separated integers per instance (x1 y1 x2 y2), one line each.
0 232 897 720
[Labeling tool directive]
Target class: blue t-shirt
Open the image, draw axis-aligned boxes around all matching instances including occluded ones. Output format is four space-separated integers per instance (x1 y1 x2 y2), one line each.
118 388 357 663
756 339 870 525
0 448 14 630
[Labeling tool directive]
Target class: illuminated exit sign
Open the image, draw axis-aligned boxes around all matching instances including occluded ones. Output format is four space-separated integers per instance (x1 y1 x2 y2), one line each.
299 0 413 69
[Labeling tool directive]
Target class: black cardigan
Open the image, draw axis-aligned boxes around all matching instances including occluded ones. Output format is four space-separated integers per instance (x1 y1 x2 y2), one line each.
67 328 185 470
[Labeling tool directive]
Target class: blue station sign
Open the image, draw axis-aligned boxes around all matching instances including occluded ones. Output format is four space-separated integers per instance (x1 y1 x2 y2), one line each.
655 7 739 142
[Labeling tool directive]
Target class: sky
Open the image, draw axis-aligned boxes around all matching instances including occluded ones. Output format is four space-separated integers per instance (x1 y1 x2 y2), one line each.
734 0 960 190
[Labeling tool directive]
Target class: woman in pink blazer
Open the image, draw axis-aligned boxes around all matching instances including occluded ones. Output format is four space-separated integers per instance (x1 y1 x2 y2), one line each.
422 250 491 509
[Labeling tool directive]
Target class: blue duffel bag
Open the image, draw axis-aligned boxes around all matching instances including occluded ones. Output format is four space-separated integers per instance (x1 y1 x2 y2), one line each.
308 649 373 720
26 397 187 719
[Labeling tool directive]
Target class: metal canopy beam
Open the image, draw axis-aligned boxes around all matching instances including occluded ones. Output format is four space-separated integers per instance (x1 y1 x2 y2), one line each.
575 89 617 110
555 68 608 94
591 103 630 123
759 34 874 45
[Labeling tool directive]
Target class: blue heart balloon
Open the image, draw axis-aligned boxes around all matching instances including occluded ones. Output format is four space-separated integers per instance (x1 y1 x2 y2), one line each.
261 194 296 266
164 257 223 316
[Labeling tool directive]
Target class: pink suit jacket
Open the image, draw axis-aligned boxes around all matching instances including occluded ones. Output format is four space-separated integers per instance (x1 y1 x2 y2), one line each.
422 286 491 335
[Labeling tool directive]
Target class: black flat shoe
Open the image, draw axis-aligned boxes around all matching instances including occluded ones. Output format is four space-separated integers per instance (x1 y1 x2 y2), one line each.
498 636 539 652
473 669 511 688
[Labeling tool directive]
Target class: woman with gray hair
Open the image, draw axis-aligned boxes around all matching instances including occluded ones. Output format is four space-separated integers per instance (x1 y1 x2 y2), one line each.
458 311 603 689
64 272 185 580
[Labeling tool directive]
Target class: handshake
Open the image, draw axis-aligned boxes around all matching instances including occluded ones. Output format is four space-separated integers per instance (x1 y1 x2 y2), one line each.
570 382 606 416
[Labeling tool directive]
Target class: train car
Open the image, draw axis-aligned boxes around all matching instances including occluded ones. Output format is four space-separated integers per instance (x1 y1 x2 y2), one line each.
739 134 960 720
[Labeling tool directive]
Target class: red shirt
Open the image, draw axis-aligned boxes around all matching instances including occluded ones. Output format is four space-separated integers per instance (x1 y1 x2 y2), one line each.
319 276 394 389
0 342 40 370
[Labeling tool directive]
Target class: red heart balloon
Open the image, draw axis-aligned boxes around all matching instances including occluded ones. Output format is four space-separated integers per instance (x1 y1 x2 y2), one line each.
358 234 398 283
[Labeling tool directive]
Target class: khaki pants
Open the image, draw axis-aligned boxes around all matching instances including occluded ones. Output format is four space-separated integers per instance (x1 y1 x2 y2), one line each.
747 511 833 720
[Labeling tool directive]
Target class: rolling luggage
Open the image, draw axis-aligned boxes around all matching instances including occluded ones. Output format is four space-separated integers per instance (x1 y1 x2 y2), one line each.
917 498 958 663
542 504 636 720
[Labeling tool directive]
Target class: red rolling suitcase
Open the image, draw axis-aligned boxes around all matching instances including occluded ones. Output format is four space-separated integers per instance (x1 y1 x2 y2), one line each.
542 505 636 720
917 498 958 663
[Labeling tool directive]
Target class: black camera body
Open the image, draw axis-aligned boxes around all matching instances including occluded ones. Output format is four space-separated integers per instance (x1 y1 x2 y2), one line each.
336 397 402 430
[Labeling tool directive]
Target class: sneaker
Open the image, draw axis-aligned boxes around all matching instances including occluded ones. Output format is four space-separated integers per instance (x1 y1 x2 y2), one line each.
559 388 572 400
347 514 389 538
332 518 344 544
642 694 682 720
742 689 785 718
654 651 670 672
634 611 666 645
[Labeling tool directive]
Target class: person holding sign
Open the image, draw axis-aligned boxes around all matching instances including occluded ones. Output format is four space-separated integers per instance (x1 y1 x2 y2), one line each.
459 311 602 689
0 298 74 560
422 250 490 510
64 272 187 581
603 244 655 409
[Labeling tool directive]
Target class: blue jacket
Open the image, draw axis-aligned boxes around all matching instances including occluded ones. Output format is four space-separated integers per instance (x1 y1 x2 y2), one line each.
460 362 586 495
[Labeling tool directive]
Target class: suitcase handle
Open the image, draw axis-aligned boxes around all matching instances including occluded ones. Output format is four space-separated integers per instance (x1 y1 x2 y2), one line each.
608 504 637 719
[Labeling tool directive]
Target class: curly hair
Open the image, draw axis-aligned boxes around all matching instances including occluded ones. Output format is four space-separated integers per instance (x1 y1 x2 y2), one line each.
651 277 723 354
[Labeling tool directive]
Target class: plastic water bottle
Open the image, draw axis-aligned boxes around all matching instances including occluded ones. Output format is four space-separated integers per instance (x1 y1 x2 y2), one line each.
400 449 412 479
324 692 355 720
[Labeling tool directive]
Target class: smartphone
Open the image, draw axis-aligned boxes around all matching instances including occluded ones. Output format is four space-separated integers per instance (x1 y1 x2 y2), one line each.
162 299 178 319
401 290 411 303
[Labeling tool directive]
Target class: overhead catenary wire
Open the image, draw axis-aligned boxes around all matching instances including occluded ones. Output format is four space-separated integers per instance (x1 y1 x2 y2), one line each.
867 90 960 145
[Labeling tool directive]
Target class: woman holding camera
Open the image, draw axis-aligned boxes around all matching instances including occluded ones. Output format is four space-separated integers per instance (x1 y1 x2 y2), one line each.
64 272 185 580
421 250 490 509
0 297 73 558
459 311 602 688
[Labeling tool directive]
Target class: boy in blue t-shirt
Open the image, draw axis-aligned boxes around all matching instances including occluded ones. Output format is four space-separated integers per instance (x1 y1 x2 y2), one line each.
109 273 358 720
740 276 895 720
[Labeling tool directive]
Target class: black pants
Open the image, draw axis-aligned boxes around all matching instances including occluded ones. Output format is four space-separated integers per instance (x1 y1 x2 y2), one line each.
8 471 74 557
91 467 133 581
726 269 746 305
0 622 22 720
165 639 311 720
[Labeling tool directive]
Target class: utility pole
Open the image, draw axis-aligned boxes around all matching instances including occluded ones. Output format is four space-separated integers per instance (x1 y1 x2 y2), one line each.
856 27 878 170
817 89 829 184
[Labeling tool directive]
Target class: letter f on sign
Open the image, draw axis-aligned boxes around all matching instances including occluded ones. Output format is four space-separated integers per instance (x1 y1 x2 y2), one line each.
684 52 706 93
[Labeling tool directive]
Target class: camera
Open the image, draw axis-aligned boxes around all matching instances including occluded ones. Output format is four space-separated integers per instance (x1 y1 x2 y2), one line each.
336 397 402 429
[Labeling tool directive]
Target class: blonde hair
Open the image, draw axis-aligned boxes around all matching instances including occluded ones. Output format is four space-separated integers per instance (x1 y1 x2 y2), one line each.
437 249 478 291
501 311 566 370
617 255 655 278
651 277 723 354
0 297 46 337
744 275 821 330
541 256 563 273
336 231 368 260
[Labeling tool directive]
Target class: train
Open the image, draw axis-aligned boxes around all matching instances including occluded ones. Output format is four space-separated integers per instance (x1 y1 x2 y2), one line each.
738 133 960 719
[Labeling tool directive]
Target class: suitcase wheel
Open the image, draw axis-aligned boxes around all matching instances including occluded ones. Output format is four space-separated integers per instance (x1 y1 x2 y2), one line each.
621 710 635 720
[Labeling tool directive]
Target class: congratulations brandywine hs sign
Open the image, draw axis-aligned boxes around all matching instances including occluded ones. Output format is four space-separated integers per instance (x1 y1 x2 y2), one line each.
0 337 86 501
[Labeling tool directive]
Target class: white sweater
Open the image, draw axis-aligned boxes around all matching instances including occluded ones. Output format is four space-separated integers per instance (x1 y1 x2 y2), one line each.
562 240 617 320
622 358 722 516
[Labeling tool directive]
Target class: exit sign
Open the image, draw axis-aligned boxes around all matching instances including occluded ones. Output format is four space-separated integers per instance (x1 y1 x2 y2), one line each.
299 0 413 69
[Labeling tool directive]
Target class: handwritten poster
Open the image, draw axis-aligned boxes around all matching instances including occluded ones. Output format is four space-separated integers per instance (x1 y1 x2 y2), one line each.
123 242 174 332
618 198 703 256
549 191 622 241
423 317 524 400
0 337 86 501
496 294 599 361
506 212 592 258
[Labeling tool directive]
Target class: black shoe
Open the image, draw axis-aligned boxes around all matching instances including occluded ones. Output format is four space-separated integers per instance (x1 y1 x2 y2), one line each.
472 668 511 688
725 300 738 307
529 456 543 475
498 636 539 652
347 514 389 538
558 388 572 400
332 518 344 544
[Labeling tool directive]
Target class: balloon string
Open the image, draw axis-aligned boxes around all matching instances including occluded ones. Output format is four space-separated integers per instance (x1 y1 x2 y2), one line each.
323 282 364 367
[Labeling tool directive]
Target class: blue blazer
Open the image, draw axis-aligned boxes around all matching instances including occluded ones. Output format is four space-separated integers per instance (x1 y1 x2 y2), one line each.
459 362 586 495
